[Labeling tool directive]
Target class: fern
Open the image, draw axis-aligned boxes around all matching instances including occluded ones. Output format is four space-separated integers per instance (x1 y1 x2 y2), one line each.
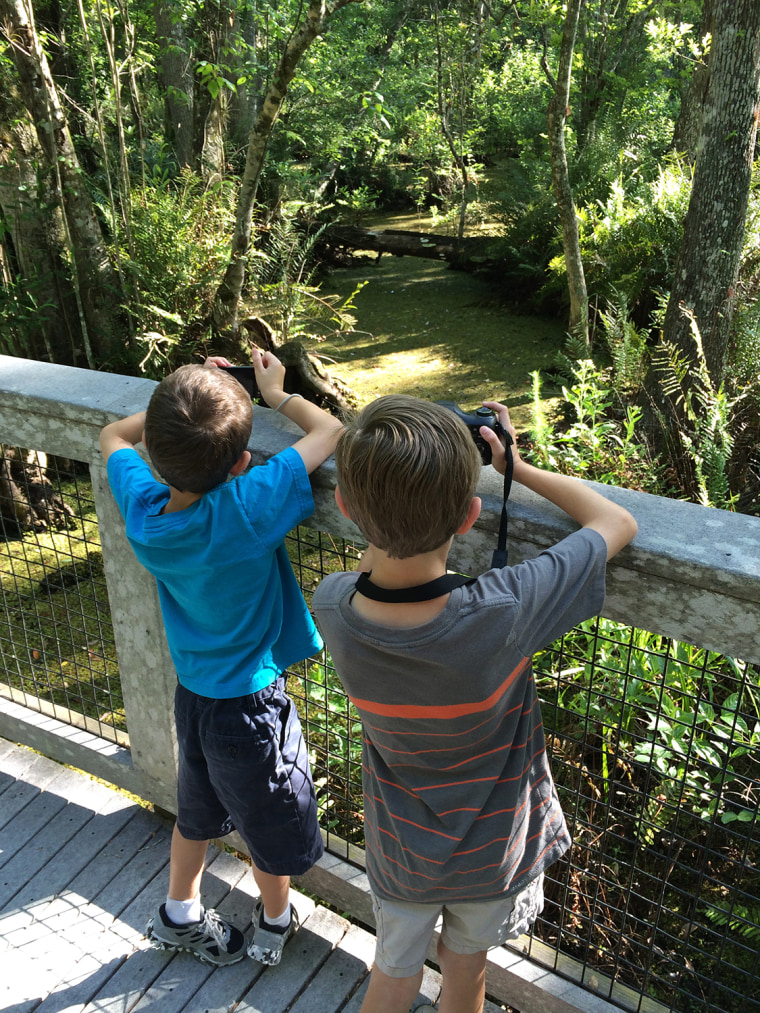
702 900 760 942
654 310 741 509
600 289 649 393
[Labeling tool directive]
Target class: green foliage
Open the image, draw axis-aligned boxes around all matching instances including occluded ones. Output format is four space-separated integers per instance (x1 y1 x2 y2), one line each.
528 360 661 492
108 169 237 375
571 156 693 311
535 618 760 846
654 312 742 509
470 42 550 158
247 214 362 343
599 289 649 393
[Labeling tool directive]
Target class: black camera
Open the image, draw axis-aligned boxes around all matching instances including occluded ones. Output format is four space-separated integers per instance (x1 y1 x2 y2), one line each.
436 401 509 465
218 365 260 401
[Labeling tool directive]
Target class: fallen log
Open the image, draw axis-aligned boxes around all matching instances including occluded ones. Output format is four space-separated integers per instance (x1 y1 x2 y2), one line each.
321 225 509 271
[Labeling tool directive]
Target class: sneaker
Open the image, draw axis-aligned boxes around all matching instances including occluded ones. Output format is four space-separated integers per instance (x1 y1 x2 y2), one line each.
145 903 246 966
247 900 300 965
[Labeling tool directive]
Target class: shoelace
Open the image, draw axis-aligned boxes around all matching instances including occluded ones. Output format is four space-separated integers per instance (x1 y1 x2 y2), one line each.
199 909 229 948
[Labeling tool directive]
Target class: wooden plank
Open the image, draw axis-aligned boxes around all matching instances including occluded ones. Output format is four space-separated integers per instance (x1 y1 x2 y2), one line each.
236 906 348 1013
0 751 65 831
0 787 68 870
79 844 241 1013
23 811 173 1013
0 795 137 959
0 742 61 784
288 922 373 1013
1 790 136 916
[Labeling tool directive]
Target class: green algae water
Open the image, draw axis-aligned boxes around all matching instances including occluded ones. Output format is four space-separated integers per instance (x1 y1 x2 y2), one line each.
317 219 565 428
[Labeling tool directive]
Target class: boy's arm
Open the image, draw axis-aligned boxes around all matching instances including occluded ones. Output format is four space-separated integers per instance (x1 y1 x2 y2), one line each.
99 412 146 464
481 401 638 560
252 349 344 475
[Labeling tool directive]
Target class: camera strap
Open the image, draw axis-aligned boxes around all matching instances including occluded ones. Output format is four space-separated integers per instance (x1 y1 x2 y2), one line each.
491 433 514 569
355 570 475 603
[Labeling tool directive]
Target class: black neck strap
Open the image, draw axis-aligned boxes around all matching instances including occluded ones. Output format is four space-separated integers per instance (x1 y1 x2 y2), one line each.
354 434 515 604
355 570 474 603
491 432 514 569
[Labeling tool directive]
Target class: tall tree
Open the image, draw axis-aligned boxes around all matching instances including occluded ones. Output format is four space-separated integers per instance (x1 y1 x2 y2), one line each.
154 0 196 168
542 0 588 345
0 0 124 365
670 0 716 162
0 100 78 363
659 0 760 385
212 0 364 335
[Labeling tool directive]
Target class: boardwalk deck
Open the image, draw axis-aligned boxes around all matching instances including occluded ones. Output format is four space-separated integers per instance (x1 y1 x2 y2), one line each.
0 739 507 1013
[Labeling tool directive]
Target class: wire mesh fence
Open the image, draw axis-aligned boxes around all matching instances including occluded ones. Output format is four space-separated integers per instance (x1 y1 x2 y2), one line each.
1 452 758 1013
286 529 760 1013
0 448 124 743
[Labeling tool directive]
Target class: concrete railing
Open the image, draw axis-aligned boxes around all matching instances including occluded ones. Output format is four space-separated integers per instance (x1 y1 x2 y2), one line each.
1 354 759 1013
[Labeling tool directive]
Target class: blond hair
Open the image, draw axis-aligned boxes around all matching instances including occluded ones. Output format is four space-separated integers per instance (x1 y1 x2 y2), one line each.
336 395 480 558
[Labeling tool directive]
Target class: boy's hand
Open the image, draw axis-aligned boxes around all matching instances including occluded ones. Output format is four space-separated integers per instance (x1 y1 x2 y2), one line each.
203 355 233 368
479 401 522 477
252 348 287 408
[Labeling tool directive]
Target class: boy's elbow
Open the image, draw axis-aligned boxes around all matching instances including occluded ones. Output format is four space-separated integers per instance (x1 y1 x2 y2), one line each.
621 510 638 545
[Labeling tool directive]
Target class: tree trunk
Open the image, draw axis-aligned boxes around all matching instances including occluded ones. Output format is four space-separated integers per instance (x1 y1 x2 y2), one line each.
212 0 363 335
543 0 588 345
153 0 196 169
0 0 124 366
199 1 236 181
0 104 78 363
321 224 508 268
671 0 716 162
228 1 263 153
660 0 760 386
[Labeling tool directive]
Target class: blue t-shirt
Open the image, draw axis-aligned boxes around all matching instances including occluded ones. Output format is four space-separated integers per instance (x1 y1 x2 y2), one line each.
107 446 322 698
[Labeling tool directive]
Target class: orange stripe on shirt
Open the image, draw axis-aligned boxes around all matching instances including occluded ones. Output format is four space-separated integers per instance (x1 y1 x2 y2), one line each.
349 656 531 720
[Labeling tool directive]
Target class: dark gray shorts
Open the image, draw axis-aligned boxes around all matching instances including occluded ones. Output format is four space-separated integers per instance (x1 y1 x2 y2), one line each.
174 677 323 876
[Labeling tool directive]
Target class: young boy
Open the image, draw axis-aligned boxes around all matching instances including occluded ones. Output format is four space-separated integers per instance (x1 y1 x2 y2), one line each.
99 349 343 967
312 395 637 1013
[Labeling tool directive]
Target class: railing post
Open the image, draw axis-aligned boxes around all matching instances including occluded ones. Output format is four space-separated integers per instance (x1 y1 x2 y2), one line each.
90 458 179 813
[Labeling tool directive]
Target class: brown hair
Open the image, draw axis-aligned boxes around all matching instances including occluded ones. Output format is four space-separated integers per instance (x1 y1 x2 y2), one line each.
335 395 481 558
144 365 253 493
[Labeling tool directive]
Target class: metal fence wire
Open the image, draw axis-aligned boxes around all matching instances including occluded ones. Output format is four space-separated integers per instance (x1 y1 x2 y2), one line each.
0 448 123 743
1 460 758 1013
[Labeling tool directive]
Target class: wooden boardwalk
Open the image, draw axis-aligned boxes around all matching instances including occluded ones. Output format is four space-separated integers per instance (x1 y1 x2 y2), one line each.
0 738 507 1013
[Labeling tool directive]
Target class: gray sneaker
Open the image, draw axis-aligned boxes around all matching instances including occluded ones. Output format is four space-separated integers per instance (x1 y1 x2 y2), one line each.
247 901 300 965
146 904 246 966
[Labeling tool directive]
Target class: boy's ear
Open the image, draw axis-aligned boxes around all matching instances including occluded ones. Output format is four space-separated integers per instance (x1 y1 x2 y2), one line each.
456 496 481 535
335 486 351 519
229 450 251 477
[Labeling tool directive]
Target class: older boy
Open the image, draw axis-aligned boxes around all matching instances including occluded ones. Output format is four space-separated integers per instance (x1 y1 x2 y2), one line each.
312 395 636 1013
100 350 342 966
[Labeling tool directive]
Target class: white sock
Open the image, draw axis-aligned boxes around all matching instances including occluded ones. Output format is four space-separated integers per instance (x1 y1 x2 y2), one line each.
165 895 202 925
262 903 291 929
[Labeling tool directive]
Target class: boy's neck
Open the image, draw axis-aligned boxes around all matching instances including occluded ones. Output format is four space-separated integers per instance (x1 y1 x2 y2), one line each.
161 487 204 514
367 545 451 589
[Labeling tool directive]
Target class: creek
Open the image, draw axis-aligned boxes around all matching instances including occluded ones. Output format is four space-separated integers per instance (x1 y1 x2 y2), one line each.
317 210 566 428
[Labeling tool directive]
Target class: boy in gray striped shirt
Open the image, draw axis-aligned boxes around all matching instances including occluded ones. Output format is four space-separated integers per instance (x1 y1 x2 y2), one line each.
312 395 636 1013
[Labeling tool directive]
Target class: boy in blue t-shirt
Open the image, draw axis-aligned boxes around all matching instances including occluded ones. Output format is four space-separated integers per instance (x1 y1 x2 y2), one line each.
100 350 342 967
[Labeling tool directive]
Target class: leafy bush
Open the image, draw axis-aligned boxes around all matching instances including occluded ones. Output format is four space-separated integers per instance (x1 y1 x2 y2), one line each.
528 359 662 493
568 155 692 316
108 169 237 374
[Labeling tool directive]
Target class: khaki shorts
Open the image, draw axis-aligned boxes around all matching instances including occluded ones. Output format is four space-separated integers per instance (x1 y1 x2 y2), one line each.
372 873 544 979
